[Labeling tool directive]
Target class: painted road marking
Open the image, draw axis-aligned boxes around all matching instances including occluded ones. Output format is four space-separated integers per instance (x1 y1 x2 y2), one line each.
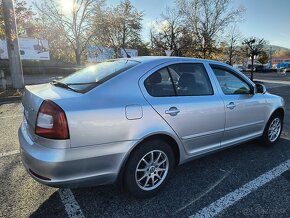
0 150 20 158
58 189 86 218
190 158 290 218
259 79 290 85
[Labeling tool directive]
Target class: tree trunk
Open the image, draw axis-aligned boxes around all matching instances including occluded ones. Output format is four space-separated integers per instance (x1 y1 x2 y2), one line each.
229 52 232 65
75 36 81 65
75 49 81 65
122 20 126 48
170 25 174 53
114 47 119 58
250 54 254 81
229 45 233 65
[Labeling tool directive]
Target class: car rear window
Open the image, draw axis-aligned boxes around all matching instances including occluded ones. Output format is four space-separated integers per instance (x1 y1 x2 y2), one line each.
60 59 139 93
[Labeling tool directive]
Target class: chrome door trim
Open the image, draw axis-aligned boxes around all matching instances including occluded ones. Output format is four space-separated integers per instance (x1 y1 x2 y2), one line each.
225 120 265 132
181 128 225 140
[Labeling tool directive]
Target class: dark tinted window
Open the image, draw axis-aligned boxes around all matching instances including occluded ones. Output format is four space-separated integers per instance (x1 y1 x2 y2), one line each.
60 60 139 92
168 63 213 96
211 66 251 95
144 68 175 97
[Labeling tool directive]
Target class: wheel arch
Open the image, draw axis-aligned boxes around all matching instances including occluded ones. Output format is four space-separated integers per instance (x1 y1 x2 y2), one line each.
267 107 285 124
116 133 182 188
272 107 285 120
261 107 284 145
263 107 285 133
138 134 181 166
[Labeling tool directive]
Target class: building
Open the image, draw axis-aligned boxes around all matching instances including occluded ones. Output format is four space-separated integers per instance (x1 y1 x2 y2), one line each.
271 56 290 68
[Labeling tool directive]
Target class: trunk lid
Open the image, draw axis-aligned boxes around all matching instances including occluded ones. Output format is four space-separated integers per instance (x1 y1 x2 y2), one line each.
22 83 82 131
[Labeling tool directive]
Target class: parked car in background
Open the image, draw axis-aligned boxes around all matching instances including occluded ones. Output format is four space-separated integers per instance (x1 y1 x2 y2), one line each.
19 56 285 198
247 63 264 72
243 59 264 72
233 64 245 71
277 62 290 69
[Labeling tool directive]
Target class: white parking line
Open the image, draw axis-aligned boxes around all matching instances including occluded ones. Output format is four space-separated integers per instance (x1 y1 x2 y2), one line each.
190 158 290 218
58 188 86 218
259 79 290 85
0 150 20 158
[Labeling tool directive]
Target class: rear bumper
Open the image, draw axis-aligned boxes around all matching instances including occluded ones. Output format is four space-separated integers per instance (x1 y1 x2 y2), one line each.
18 121 137 188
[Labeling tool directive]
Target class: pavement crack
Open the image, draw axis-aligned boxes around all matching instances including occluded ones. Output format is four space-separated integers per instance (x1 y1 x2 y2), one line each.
173 168 233 215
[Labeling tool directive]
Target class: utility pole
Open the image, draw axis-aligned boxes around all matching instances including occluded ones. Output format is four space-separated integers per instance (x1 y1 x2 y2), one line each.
2 0 24 89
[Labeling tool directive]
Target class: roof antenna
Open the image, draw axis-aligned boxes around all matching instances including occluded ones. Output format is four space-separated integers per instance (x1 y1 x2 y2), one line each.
122 47 131 58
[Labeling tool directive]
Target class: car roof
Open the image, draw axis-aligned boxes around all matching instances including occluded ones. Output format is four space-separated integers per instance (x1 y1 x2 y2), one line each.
122 56 254 86
119 56 228 66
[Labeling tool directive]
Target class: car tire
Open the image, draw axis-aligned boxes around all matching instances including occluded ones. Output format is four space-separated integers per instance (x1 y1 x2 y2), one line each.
261 113 283 146
124 139 175 198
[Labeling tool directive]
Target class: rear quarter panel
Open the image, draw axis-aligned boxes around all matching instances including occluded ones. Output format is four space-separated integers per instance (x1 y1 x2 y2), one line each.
55 62 186 160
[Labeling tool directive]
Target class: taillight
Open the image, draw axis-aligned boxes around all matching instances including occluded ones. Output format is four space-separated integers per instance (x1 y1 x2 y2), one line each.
35 100 69 139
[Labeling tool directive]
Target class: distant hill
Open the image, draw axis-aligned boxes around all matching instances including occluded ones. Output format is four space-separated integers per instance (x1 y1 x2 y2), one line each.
265 45 290 52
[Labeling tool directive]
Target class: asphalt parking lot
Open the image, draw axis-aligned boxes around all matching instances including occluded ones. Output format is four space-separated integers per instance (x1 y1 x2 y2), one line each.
0 74 290 218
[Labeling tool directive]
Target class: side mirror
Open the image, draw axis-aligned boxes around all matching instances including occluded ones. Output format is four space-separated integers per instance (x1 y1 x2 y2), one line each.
255 83 266 94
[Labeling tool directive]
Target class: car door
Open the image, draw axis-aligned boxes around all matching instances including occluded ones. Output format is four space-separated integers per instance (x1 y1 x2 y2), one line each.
140 62 225 155
209 64 267 147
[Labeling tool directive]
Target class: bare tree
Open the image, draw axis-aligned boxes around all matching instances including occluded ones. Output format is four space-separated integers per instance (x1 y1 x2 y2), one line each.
225 25 242 65
34 0 104 64
177 0 244 59
0 0 34 38
242 37 266 81
150 7 191 56
30 19 76 63
92 0 143 57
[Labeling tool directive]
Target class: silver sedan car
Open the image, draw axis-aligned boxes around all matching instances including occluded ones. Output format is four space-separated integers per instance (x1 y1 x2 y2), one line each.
19 57 285 198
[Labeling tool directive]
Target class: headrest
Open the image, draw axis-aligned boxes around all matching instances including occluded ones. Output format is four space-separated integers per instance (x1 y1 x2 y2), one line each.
178 73 196 88
148 72 162 84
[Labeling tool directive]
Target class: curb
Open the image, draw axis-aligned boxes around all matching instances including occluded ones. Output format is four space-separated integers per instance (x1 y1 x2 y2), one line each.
0 96 22 104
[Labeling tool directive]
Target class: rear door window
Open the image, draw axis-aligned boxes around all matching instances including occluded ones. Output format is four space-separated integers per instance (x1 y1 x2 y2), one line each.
144 68 176 97
144 63 214 97
169 63 214 96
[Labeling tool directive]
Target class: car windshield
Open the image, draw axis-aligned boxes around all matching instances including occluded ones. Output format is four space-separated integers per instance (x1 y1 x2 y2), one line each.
58 59 139 93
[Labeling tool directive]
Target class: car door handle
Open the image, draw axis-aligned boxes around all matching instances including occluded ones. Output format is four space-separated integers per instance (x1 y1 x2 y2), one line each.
226 102 236 110
165 107 180 116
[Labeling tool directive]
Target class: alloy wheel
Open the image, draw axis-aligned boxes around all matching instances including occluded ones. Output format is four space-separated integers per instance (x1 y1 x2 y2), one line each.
268 117 281 142
135 150 169 191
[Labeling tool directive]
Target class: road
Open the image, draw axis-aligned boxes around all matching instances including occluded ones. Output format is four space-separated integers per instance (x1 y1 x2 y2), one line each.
1 70 289 88
3 74 65 86
0 76 290 217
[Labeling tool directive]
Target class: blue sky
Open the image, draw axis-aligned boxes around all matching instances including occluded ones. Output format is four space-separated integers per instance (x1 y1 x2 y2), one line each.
107 0 290 48
28 0 290 48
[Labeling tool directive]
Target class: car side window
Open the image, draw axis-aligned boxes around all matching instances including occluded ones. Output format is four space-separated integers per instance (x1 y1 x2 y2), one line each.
211 66 251 95
144 68 175 97
168 63 214 96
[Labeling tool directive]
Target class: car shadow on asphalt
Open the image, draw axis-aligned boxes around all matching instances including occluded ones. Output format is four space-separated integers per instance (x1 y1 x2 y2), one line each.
0 155 66 218
29 137 290 218
29 192 68 218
